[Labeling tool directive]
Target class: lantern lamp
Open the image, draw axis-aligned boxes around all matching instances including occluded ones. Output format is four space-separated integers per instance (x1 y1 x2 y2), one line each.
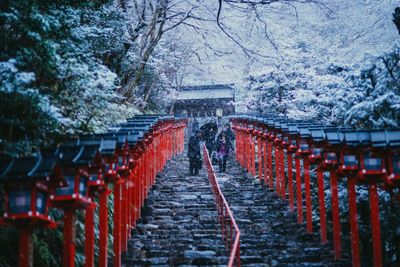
337 130 360 177
49 144 93 209
296 126 311 157
378 130 400 187
287 124 299 153
112 134 130 177
274 133 282 144
317 128 343 171
0 155 67 267
0 155 65 228
99 138 119 184
308 128 326 164
77 140 107 195
127 133 140 168
353 130 386 181
282 136 290 148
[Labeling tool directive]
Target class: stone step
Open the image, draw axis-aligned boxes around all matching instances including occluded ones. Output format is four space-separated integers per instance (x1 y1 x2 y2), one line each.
122 146 229 267
122 133 352 267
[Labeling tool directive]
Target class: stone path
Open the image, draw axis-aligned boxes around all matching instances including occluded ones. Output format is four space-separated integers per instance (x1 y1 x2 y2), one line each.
217 157 352 266
122 146 228 266
122 132 352 266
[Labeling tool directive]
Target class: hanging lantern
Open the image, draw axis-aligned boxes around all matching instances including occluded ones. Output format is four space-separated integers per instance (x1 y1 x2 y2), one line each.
337 130 360 177
384 130 400 187
308 128 326 164
0 155 65 228
48 143 93 209
77 138 107 195
296 126 311 157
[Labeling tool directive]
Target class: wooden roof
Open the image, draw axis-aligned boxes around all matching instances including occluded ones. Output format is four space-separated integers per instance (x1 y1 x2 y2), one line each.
176 84 234 101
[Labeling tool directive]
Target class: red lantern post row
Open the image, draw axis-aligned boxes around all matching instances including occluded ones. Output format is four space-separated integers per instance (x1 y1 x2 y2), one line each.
230 115 400 267
0 115 187 267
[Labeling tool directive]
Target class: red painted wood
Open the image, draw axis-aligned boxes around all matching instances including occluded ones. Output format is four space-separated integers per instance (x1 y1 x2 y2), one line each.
369 183 382 267
84 206 95 267
348 178 360 267
317 169 327 243
144 150 148 199
99 190 109 267
263 140 268 186
303 158 313 233
280 149 286 199
251 136 256 177
287 153 294 211
121 182 128 253
113 183 121 267
275 146 281 195
63 208 76 267
18 228 33 267
295 156 303 224
330 171 341 259
247 134 251 173
258 137 263 182
268 140 273 189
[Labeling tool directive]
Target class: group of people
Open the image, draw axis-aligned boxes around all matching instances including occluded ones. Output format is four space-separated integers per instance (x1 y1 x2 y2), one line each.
187 118 235 175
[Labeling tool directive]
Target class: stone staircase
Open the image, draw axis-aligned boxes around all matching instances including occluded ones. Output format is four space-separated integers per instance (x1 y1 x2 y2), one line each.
122 149 229 266
216 157 352 267
122 129 353 266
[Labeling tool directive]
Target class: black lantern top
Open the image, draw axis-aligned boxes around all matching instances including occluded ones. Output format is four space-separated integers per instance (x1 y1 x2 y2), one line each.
0 155 65 188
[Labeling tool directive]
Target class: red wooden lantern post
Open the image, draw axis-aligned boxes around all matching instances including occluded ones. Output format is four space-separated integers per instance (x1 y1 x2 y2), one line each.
266 127 274 190
230 118 239 164
308 128 329 243
281 123 295 210
245 120 250 173
383 129 400 188
287 124 303 223
128 132 143 229
243 119 251 172
238 120 244 167
114 135 131 255
50 144 95 267
261 121 269 186
74 140 108 267
274 131 285 197
337 130 363 267
242 119 248 169
296 126 313 233
236 120 244 167
255 122 263 182
320 128 343 259
357 130 388 267
270 130 281 195
250 121 256 178
96 137 122 267
0 155 65 267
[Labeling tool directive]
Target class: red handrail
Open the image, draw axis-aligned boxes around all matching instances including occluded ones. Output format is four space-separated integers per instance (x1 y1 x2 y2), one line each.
203 145 241 267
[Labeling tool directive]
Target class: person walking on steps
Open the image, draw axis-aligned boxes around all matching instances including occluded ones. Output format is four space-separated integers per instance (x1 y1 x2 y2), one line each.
224 122 236 154
187 129 202 175
215 130 231 173
201 118 218 154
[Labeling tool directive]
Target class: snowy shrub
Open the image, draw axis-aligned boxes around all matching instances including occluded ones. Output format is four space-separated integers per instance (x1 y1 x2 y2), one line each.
0 1 138 156
344 48 400 128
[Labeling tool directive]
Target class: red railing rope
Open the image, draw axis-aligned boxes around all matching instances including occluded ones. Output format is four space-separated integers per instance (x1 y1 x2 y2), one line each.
203 144 241 267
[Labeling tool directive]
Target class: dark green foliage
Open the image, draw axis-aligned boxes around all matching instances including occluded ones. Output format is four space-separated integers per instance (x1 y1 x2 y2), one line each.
0 0 133 156
393 7 400 35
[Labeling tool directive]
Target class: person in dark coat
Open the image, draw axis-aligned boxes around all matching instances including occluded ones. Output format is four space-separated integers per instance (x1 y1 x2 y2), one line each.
201 118 218 153
224 122 236 153
215 130 232 172
192 118 199 134
187 130 202 175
